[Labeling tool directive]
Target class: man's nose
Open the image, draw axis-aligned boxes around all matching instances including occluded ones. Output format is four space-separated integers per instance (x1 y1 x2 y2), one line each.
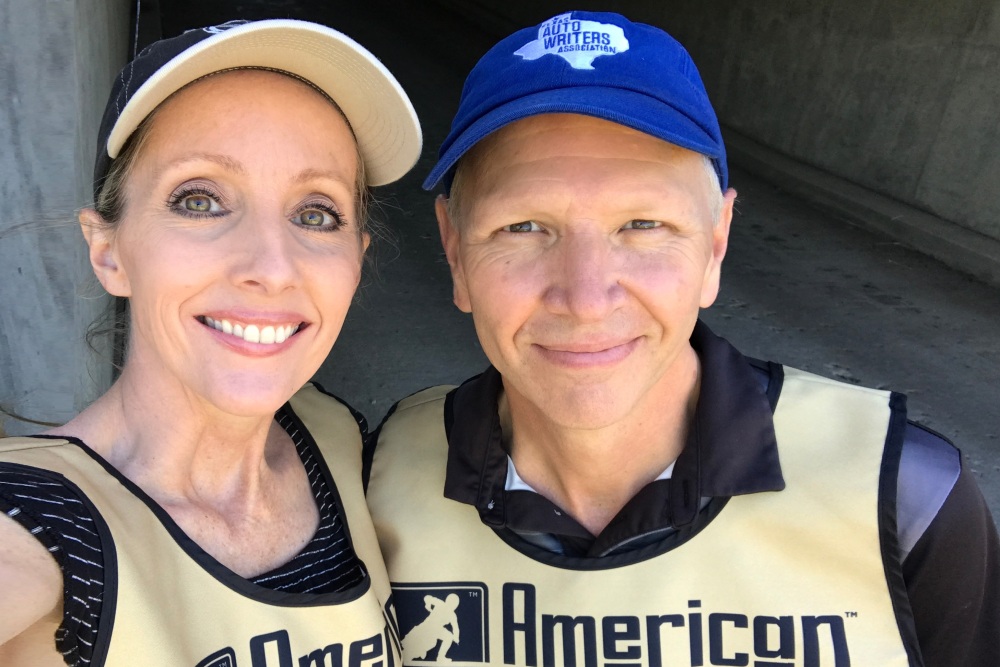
544 230 624 321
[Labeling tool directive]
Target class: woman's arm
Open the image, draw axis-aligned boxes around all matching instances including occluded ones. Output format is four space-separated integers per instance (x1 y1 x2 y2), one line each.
0 513 62 660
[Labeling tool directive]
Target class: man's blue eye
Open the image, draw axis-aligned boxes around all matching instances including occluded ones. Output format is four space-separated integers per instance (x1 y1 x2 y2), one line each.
624 219 659 230
504 221 541 233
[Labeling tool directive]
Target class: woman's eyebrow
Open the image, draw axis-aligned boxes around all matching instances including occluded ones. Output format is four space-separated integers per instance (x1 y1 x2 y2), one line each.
291 167 352 186
153 153 248 180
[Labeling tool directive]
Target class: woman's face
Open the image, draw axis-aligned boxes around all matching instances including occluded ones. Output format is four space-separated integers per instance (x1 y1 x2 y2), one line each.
88 70 367 417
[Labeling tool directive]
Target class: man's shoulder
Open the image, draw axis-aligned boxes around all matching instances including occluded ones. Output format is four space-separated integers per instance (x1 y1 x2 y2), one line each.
371 385 454 445
363 385 455 489
392 385 455 415
897 422 963 560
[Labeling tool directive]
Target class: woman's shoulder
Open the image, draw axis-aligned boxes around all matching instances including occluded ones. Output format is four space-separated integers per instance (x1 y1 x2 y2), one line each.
0 434 73 453
287 382 369 438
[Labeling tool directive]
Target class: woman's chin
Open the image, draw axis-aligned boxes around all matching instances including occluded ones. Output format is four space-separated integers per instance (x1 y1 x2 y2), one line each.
195 375 309 418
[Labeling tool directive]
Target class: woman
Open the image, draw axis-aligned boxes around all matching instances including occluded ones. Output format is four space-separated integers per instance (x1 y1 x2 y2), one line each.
0 19 420 667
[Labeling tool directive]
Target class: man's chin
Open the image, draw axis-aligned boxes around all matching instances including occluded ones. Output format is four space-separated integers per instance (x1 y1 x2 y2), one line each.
519 385 641 431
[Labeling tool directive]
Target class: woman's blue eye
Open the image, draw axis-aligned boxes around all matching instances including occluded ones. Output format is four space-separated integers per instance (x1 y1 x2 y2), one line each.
169 189 225 216
184 194 216 213
298 209 328 226
294 205 344 230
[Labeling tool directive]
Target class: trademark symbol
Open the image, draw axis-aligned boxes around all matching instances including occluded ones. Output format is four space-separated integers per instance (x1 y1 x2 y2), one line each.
468 591 479 598
845 611 858 618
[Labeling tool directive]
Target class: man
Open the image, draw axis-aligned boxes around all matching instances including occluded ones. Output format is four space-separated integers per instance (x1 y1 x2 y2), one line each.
366 11 999 666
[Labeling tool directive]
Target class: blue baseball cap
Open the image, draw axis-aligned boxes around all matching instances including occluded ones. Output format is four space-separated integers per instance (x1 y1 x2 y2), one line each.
423 11 727 192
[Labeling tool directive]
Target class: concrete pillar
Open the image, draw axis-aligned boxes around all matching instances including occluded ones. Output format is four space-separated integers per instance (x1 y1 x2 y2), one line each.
0 0 131 435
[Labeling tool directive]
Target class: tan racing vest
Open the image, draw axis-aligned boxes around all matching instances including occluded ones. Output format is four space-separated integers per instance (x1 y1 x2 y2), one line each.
0 384 399 667
368 367 913 667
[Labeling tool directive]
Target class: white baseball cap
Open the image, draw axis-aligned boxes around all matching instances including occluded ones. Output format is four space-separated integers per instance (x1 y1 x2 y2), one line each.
94 19 422 195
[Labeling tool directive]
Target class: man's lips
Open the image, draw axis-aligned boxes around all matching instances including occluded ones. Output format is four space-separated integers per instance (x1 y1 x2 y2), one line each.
534 338 640 367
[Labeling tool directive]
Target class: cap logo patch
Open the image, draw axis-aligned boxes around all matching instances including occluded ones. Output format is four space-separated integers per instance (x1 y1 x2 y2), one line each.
514 13 629 70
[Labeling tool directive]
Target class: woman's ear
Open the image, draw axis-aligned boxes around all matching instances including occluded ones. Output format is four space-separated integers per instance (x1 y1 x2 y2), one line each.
79 209 131 297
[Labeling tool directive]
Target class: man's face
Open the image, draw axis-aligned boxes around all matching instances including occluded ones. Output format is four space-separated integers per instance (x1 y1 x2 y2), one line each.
438 114 735 431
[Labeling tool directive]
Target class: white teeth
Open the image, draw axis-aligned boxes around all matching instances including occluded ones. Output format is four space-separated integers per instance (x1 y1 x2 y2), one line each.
243 325 260 343
203 317 299 344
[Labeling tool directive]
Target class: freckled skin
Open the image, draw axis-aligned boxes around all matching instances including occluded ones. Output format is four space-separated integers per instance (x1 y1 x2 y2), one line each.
439 113 735 433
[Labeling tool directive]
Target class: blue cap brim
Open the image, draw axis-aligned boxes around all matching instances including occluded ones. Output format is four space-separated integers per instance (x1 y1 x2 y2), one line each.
422 86 728 192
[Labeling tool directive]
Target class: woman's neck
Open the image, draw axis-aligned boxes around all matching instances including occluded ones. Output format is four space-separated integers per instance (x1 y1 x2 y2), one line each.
46 363 282 507
44 362 320 576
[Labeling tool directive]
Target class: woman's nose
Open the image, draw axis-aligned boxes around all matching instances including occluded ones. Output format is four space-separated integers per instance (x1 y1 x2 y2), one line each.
230 213 300 294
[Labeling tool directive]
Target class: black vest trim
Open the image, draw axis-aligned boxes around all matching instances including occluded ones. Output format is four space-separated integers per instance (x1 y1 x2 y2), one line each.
0 460 120 666
879 392 925 666
280 401 370 585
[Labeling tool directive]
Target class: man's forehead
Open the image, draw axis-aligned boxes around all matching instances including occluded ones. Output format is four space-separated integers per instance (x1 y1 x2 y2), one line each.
463 113 708 184
499 113 698 149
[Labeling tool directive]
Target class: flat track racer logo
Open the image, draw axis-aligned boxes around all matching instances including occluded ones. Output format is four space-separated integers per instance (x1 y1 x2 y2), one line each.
393 583 489 665
514 13 629 70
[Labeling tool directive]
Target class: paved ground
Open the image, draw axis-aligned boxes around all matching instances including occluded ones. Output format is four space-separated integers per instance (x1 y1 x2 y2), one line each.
164 0 1000 521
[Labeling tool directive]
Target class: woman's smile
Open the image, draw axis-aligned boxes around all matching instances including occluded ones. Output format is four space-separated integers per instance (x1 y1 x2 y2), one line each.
197 316 302 345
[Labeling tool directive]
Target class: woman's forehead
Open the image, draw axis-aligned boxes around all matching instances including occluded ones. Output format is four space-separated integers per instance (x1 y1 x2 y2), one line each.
135 70 358 172
151 69 346 126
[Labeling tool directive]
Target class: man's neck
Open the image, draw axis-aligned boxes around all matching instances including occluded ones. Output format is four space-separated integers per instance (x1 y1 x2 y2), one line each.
502 355 700 537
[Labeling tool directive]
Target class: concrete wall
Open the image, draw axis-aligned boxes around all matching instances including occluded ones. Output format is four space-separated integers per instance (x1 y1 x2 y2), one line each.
0 0 131 434
435 0 1000 244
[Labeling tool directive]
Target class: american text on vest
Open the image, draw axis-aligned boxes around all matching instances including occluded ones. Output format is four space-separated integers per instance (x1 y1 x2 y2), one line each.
196 626 397 667
502 583 851 667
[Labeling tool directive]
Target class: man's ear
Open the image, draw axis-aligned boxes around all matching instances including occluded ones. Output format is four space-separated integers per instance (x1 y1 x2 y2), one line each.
79 208 131 297
699 188 736 308
435 195 471 313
